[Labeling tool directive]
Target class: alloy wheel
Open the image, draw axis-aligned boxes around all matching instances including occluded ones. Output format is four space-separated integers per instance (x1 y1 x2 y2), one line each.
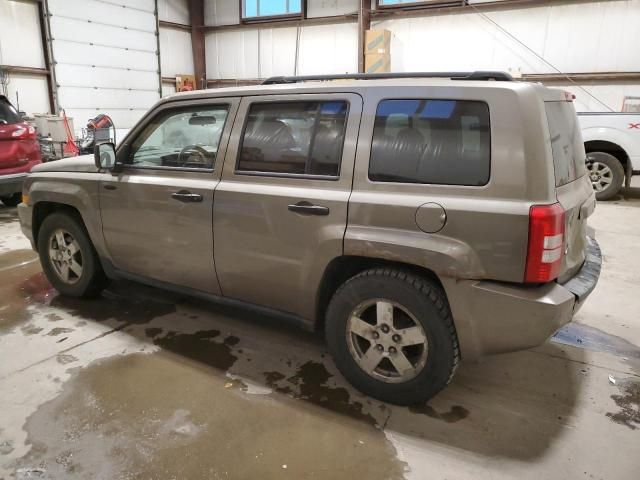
346 299 428 383
48 229 83 284
587 161 613 193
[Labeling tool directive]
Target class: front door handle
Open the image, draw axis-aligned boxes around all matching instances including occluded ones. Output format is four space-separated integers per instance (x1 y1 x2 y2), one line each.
171 190 203 203
287 201 330 216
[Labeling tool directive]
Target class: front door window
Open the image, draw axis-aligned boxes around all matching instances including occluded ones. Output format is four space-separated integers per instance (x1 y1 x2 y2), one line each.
129 105 229 169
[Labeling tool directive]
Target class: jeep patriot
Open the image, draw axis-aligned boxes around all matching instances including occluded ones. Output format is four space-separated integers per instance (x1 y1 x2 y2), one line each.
18 72 601 405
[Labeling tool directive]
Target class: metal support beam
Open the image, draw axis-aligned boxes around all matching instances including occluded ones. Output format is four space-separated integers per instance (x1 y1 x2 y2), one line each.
358 0 371 74
188 0 206 90
38 0 56 113
159 20 192 31
522 72 640 83
371 0 608 20
1 66 49 76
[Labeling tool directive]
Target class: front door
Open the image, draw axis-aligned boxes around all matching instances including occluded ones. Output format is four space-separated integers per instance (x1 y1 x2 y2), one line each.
213 93 362 320
100 98 238 294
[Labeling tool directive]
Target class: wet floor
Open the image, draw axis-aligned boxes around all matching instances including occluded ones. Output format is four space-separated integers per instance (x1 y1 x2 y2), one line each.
1 198 640 479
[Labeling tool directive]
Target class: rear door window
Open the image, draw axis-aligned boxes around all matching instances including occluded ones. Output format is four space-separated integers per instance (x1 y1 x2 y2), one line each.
237 101 348 177
369 99 491 186
0 99 20 125
545 102 586 186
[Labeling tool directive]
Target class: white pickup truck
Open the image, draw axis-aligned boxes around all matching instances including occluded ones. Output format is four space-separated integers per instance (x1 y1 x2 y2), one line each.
579 113 640 200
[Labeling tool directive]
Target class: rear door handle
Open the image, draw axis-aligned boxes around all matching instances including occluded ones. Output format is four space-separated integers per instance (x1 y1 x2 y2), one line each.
287 201 330 216
171 190 203 203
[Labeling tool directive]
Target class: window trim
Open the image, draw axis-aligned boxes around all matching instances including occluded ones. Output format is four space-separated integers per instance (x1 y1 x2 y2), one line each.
123 102 233 173
240 0 305 23
367 97 492 187
234 98 351 180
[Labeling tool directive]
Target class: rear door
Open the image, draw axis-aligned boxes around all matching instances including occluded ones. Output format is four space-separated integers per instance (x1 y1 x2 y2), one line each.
545 100 595 281
213 93 362 320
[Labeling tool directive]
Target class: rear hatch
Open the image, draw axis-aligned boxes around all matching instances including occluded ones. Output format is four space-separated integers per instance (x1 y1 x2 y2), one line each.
544 99 595 282
0 96 24 169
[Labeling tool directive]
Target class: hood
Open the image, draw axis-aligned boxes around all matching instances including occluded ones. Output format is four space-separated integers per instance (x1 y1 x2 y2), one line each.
31 155 99 173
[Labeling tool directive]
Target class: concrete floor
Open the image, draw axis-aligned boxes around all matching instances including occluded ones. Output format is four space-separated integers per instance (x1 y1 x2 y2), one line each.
1 182 639 480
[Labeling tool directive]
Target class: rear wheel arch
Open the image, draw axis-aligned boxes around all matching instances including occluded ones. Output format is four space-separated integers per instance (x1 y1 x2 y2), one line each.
584 140 629 172
315 255 445 331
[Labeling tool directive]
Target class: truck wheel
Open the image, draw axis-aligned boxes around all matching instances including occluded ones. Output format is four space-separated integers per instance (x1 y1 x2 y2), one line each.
586 152 624 201
1 193 21 207
37 212 109 297
325 268 460 405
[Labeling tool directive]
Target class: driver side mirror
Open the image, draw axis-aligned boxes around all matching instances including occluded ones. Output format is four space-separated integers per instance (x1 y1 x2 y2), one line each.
94 142 117 170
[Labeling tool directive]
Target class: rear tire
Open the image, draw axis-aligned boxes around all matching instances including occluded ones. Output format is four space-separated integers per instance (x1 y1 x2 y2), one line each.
586 152 624 201
37 212 109 297
325 268 459 405
1 193 21 207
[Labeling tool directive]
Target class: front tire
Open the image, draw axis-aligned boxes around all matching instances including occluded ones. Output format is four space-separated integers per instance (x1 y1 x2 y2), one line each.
586 152 624 201
325 268 460 405
37 212 109 297
1 193 21 207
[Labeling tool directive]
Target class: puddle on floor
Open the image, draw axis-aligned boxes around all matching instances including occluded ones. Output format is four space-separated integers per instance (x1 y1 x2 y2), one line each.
606 378 640 430
13 348 407 479
0 250 49 332
552 322 640 359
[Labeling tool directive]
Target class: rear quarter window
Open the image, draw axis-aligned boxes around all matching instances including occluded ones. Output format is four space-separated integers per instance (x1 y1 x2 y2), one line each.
369 99 491 186
545 102 586 186
0 99 20 125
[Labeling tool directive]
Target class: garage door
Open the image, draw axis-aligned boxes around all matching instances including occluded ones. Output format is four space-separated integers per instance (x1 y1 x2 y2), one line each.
47 0 161 140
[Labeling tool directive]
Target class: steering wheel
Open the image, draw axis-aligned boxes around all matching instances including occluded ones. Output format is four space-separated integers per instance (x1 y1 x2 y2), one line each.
177 145 209 166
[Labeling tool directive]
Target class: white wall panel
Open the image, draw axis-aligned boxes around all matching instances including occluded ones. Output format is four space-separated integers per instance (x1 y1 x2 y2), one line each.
307 0 358 17
52 40 158 72
205 0 240 26
48 0 156 31
549 83 640 113
374 0 640 75
6 74 50 115
54 65 159 91
57 88 159 111
49 0 160 130
205 30 260 79
0 0 45 68
298 24 357 75
158 0 190 24
162 83 177 97
160 28 194 77
50 16 157 52
259 28 298 78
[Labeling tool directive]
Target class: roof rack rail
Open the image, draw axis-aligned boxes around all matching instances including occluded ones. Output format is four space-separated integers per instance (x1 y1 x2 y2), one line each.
262 71 514 85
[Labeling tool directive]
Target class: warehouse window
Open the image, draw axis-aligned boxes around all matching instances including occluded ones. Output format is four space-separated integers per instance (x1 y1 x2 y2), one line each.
243 0 302 20
369 99 491 186
129 105 229 170
237 101 348 177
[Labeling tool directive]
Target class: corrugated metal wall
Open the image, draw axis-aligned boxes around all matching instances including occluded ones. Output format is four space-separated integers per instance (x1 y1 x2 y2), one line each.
203 0 640 112
158 0 194 95
0 0 49 115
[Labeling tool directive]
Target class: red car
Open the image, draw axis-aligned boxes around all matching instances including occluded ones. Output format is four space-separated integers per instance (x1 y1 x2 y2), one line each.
0 95 41 207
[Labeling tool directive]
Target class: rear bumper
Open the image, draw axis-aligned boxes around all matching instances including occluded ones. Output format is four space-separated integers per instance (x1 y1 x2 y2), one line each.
443 236 602 360
0 173 26 196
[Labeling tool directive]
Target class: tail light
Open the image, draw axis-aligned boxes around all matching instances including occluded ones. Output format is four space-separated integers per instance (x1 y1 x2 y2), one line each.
524 203 565 283
10 125 37 140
